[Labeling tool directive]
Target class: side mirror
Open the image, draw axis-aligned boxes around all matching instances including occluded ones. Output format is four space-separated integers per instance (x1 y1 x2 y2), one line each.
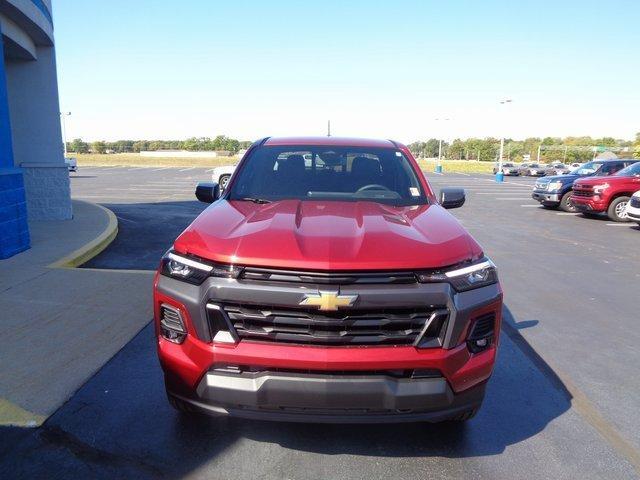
195 182 220 203
439 187 465 209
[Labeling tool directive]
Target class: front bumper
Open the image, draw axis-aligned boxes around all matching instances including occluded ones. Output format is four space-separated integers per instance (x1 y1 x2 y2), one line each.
169 373 487 423
532 191 560 204
626 204 640 222
571 197 606 212
155 273 502 422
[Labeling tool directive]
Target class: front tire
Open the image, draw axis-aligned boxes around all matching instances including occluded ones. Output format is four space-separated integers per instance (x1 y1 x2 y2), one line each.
560 191 577 213
607 196 631 222
219 174 231 191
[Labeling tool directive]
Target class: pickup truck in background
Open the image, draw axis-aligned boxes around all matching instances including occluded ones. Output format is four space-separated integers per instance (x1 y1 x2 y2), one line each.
571 160 640 221
532 159 636 212
65 157 77 173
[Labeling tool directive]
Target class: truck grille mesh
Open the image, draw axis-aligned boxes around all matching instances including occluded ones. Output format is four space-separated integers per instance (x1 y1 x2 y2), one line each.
210 303 448 347
572 188 593 197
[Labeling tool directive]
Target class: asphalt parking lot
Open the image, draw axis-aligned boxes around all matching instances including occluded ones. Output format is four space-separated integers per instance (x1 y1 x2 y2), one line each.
2 167 639 479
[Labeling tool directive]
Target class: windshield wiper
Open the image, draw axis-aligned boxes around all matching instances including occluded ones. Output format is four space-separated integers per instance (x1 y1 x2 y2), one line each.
239 197 272 204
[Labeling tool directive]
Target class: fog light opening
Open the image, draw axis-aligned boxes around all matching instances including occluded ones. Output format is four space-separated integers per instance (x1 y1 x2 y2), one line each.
466 313 496 354
160 304 187 344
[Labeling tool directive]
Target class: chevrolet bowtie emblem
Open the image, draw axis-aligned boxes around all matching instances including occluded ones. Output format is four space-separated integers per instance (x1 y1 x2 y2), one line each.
300 291 358 311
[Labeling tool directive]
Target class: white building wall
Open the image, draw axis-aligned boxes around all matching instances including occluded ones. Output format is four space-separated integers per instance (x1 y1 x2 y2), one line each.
2 1 71 220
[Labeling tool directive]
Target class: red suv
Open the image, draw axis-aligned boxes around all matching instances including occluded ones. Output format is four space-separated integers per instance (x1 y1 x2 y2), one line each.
571 160 640 222
154 137 503 423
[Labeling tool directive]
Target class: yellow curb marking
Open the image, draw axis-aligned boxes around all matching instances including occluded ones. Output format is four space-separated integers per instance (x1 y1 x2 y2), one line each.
0 398 46 428
48 200 119 269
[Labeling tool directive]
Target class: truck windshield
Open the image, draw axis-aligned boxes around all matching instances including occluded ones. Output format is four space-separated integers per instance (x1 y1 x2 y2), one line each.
227 146 428 206
572 161 602 175
615 162 640 177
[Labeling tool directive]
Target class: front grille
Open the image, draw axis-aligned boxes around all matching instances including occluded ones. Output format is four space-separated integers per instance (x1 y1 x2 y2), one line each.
212 303 448 347
631 197 640 208
572 188 593 197
241 268 416 285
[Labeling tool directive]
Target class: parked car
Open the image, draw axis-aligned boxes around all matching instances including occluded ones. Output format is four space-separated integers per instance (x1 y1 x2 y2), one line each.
532 159 635 212
211 165 236 190
571 160 640 221
155 136 502 423
492 162 519 175
65 157 77 173
625 190 640 226
570 162 584 169
519 163 546 176
544 162 571 176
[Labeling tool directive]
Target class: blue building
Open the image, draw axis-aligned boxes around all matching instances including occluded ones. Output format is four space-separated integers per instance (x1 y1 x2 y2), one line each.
1 0 71 259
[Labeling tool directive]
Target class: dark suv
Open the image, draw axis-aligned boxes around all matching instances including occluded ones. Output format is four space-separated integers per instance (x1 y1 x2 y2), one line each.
531 159 637 212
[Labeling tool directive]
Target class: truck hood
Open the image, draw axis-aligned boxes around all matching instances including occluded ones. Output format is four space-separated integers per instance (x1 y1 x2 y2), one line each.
174 200 482 271
574 175 639 187
542 173 579 183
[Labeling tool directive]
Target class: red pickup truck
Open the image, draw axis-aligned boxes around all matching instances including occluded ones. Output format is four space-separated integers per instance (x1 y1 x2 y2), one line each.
571 160 640 222
154 137 503 423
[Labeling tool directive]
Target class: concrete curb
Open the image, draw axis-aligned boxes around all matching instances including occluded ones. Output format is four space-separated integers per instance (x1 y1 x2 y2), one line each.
48 200 119 269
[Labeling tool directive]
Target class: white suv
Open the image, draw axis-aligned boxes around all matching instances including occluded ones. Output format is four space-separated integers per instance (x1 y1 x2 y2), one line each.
625 191 640 226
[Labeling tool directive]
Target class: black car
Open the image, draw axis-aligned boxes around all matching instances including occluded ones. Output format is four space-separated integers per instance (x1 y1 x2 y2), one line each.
531 159 638 212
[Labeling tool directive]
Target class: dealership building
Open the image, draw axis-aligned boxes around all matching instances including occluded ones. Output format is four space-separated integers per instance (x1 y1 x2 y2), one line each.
1 0 71 258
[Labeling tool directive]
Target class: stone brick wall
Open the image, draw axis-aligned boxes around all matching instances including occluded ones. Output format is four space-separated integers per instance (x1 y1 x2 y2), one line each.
22 165 72 220
0 170 30 258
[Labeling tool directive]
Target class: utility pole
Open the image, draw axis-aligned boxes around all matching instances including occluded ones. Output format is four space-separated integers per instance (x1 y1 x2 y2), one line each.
496 99 512 182
536 144 541 162
60 111 71 157
434 117 450 173
327 120 331 137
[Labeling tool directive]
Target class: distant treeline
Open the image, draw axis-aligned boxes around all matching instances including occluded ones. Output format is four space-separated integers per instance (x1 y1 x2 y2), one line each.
408 134 640 163
67 133 640 162
66 136 252 154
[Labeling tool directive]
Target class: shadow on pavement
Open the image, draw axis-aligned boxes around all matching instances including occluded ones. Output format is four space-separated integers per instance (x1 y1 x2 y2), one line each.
0 306 572 479
82 200 207 270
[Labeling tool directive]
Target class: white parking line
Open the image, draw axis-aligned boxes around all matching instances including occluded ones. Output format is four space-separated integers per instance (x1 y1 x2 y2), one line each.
179 167 196 172
476 192 533 195
556 212 580 216
520 205 539 207
495 198 535 201
151 167 173 171
606 223 631 227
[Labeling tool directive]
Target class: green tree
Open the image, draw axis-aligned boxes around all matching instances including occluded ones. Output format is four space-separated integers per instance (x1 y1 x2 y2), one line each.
91 141 107 154
69 138 89 154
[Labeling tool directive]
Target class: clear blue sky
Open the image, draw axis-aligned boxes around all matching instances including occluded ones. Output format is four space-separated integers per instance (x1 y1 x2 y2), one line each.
53 0 640 143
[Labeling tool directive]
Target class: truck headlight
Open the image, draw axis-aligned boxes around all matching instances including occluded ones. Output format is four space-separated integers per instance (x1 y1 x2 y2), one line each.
417 257 498 292
160 251 243 285
593 183 609 194
547 181 563 191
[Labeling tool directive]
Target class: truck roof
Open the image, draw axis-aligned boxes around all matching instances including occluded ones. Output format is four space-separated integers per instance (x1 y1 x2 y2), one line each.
264 136 399 148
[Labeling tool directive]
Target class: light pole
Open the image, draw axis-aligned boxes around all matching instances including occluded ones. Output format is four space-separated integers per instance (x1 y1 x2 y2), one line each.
434 117 450 174
60 111 71 157
496 99 512 183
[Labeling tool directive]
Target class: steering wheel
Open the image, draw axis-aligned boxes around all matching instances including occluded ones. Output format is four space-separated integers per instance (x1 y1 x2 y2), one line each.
356 184 391 193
